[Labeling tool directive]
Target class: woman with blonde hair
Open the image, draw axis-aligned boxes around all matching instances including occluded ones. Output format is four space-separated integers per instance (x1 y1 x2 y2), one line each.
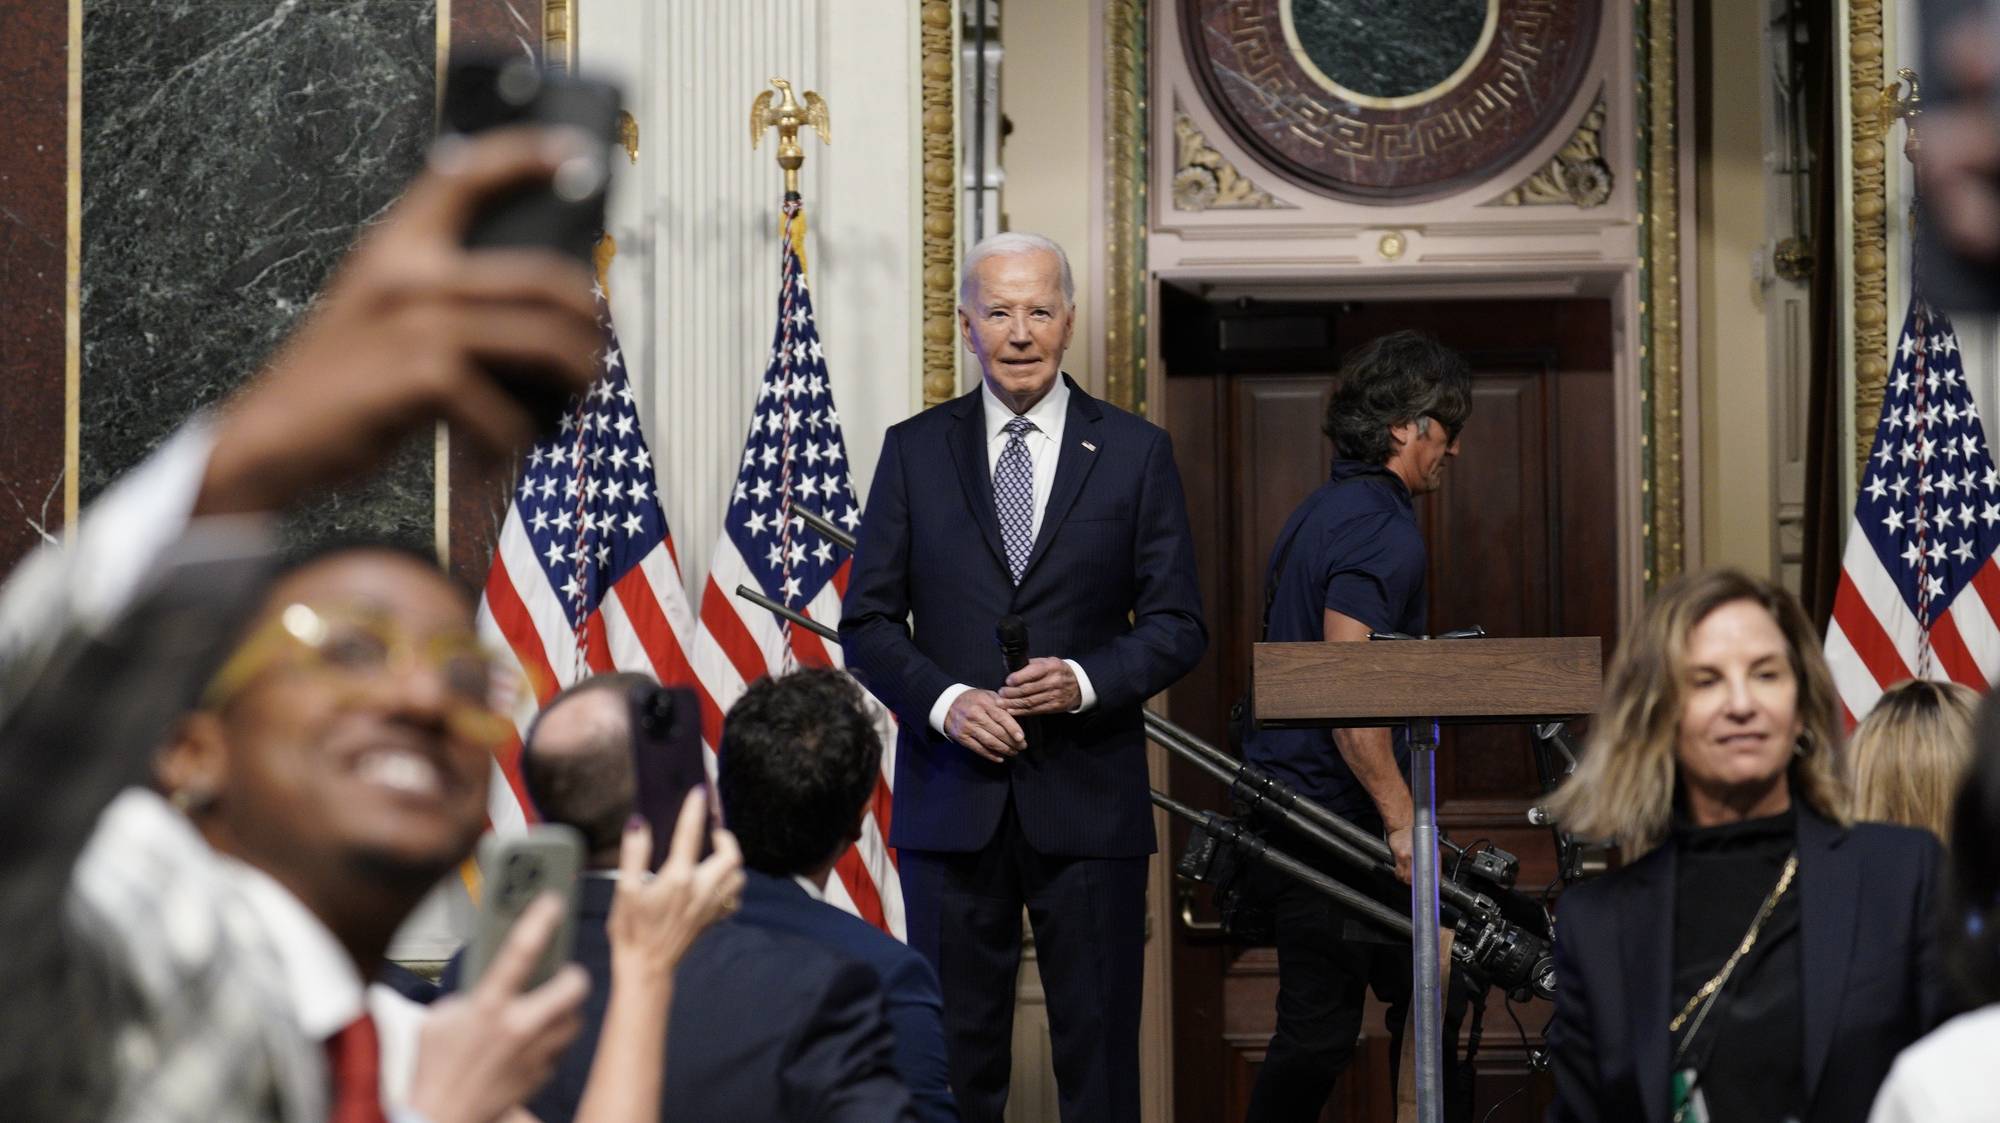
1848 678 1980 841
1544 569 1945 1123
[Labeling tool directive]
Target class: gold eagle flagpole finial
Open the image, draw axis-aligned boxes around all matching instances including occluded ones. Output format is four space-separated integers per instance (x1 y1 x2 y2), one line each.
750 77 830 196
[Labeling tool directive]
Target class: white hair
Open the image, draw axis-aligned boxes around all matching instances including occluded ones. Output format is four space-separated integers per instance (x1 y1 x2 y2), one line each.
958 232 1075 308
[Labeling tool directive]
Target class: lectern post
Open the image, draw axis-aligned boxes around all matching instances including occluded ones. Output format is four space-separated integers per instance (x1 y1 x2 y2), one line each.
1406 716 1442 1123
1252 636 1601 1122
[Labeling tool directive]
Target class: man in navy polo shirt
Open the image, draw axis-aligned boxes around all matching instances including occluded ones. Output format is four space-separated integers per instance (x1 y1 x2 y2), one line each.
1241 330 1472 1123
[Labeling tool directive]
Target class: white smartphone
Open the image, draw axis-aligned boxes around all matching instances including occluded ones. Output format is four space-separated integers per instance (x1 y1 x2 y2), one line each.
460 824 585 991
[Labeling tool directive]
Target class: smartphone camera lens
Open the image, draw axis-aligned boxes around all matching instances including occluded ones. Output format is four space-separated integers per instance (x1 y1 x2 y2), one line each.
496 60 542 108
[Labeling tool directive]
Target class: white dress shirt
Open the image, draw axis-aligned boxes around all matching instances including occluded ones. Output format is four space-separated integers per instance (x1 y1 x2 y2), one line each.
1867 1005 2000 1123
927 378 1099 735
225 859 428 1114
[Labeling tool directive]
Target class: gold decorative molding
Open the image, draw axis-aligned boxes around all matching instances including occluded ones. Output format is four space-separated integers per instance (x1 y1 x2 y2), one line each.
543 0 575 72
1489 94 1612 207
920 0 957 407
1171 109 1284 211
1103 0 1146 414
1850 0 1889 483
1641 0 1684 585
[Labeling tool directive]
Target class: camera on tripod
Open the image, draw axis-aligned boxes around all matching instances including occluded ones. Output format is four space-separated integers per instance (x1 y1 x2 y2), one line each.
1149 712 1558 1005
1171 801 1555 1004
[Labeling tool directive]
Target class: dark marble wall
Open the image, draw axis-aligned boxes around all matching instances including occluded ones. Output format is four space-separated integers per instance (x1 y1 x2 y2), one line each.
0 2 73 572
1292 0 1488 99
80 0 438 545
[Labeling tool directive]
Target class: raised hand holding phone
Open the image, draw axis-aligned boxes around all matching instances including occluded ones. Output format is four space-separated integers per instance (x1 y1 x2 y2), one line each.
608 789 745 985
409 894 589 1123
571 791 743 1123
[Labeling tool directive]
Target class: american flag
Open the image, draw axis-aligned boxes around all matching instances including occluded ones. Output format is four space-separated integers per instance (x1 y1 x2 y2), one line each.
476 288 702 833
1826 297 2000 725
690 197 903 938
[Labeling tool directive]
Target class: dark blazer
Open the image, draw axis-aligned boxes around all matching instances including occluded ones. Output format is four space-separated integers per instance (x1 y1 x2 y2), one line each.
1546 806 1946 1123
449 878 915 1123
840 377 1206 857
736 871 959 1123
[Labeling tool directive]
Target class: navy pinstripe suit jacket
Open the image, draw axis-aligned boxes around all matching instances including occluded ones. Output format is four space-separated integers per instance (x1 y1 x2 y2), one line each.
840 376 1206 858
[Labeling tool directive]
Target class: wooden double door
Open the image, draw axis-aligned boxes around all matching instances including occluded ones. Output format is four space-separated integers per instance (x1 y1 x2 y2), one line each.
1156 292 1621 1122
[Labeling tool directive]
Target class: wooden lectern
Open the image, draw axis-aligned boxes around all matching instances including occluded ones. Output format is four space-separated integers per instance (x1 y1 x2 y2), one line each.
1252 636 1602 1123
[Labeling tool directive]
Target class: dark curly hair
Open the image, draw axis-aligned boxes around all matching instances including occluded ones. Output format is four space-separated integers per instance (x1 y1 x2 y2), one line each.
1946 692 2000 1008
1321 330 1472 464
718 668 882 877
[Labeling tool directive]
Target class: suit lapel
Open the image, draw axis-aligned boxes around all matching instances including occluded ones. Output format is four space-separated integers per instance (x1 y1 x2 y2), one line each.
1619 845 1675 1123
944 389 1011 575
1018 377 1104 583
1796 806 1857 1103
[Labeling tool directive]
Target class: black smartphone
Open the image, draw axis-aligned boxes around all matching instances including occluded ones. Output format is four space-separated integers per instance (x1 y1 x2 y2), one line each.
439 56 623 431
441 56 623 265
629 685 714 868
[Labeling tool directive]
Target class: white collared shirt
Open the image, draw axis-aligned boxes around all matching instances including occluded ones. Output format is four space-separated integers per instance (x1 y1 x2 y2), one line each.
927 377 1098 735
223 835 435 1119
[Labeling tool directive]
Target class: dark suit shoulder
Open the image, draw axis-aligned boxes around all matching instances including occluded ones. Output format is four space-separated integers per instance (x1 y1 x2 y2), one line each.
885 390 979 440
1841 818 1942 855
740 876 931 988
1555 844 1668 925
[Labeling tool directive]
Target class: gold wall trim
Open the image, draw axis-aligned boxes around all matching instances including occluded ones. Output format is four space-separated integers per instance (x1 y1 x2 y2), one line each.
920 1 957 407
1849 0 1888 483
1103 0 1146 414
435 1 452 567
1642 0 1684 585
64 0 81 536
544 0 576 72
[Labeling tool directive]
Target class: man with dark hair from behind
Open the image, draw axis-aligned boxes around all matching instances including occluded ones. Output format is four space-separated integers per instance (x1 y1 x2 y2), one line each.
717 668 958 1123
1241 329 1475 1122
490 671 919 1123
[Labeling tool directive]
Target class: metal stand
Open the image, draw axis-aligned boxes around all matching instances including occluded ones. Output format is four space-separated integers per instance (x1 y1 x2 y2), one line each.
1407 717 1443 1123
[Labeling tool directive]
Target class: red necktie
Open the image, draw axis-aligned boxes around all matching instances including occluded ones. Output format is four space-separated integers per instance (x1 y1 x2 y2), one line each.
326 1013 390 1123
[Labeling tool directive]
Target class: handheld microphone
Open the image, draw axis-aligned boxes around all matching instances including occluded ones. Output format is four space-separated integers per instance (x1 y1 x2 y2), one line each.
996 615 1030 676
996 615 1034 750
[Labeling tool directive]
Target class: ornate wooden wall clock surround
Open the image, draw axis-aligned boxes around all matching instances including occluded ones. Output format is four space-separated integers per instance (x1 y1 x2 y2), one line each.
1179 0 1602 203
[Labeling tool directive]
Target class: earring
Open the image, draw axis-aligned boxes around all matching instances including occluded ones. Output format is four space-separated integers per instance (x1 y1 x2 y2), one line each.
169 786 215 815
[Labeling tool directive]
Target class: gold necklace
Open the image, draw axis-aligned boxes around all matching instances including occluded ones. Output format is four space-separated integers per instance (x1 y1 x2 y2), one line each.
1669 851 1799 1035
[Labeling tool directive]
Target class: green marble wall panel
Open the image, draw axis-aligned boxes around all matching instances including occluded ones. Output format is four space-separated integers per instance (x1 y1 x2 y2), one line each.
81 0 438 545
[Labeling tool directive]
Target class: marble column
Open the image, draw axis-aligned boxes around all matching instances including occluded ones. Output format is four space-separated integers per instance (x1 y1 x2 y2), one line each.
81 0 438 545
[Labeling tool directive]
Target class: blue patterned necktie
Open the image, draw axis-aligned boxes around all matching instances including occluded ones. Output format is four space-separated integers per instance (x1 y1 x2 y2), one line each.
995 415 1038 584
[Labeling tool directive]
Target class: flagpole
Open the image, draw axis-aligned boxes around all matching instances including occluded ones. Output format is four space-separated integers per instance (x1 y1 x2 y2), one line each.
750 80 832 667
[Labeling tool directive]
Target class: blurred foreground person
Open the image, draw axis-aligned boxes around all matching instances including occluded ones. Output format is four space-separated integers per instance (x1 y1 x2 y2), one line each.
0 128 614 1123
1868 691 2000 1121
479 672 918 1123
1848 678 1978 842
1544 570 1945 1123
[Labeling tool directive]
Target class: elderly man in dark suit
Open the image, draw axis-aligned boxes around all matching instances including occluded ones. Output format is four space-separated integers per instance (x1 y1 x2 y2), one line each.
841 231 1207 1123
456 672 916 1123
